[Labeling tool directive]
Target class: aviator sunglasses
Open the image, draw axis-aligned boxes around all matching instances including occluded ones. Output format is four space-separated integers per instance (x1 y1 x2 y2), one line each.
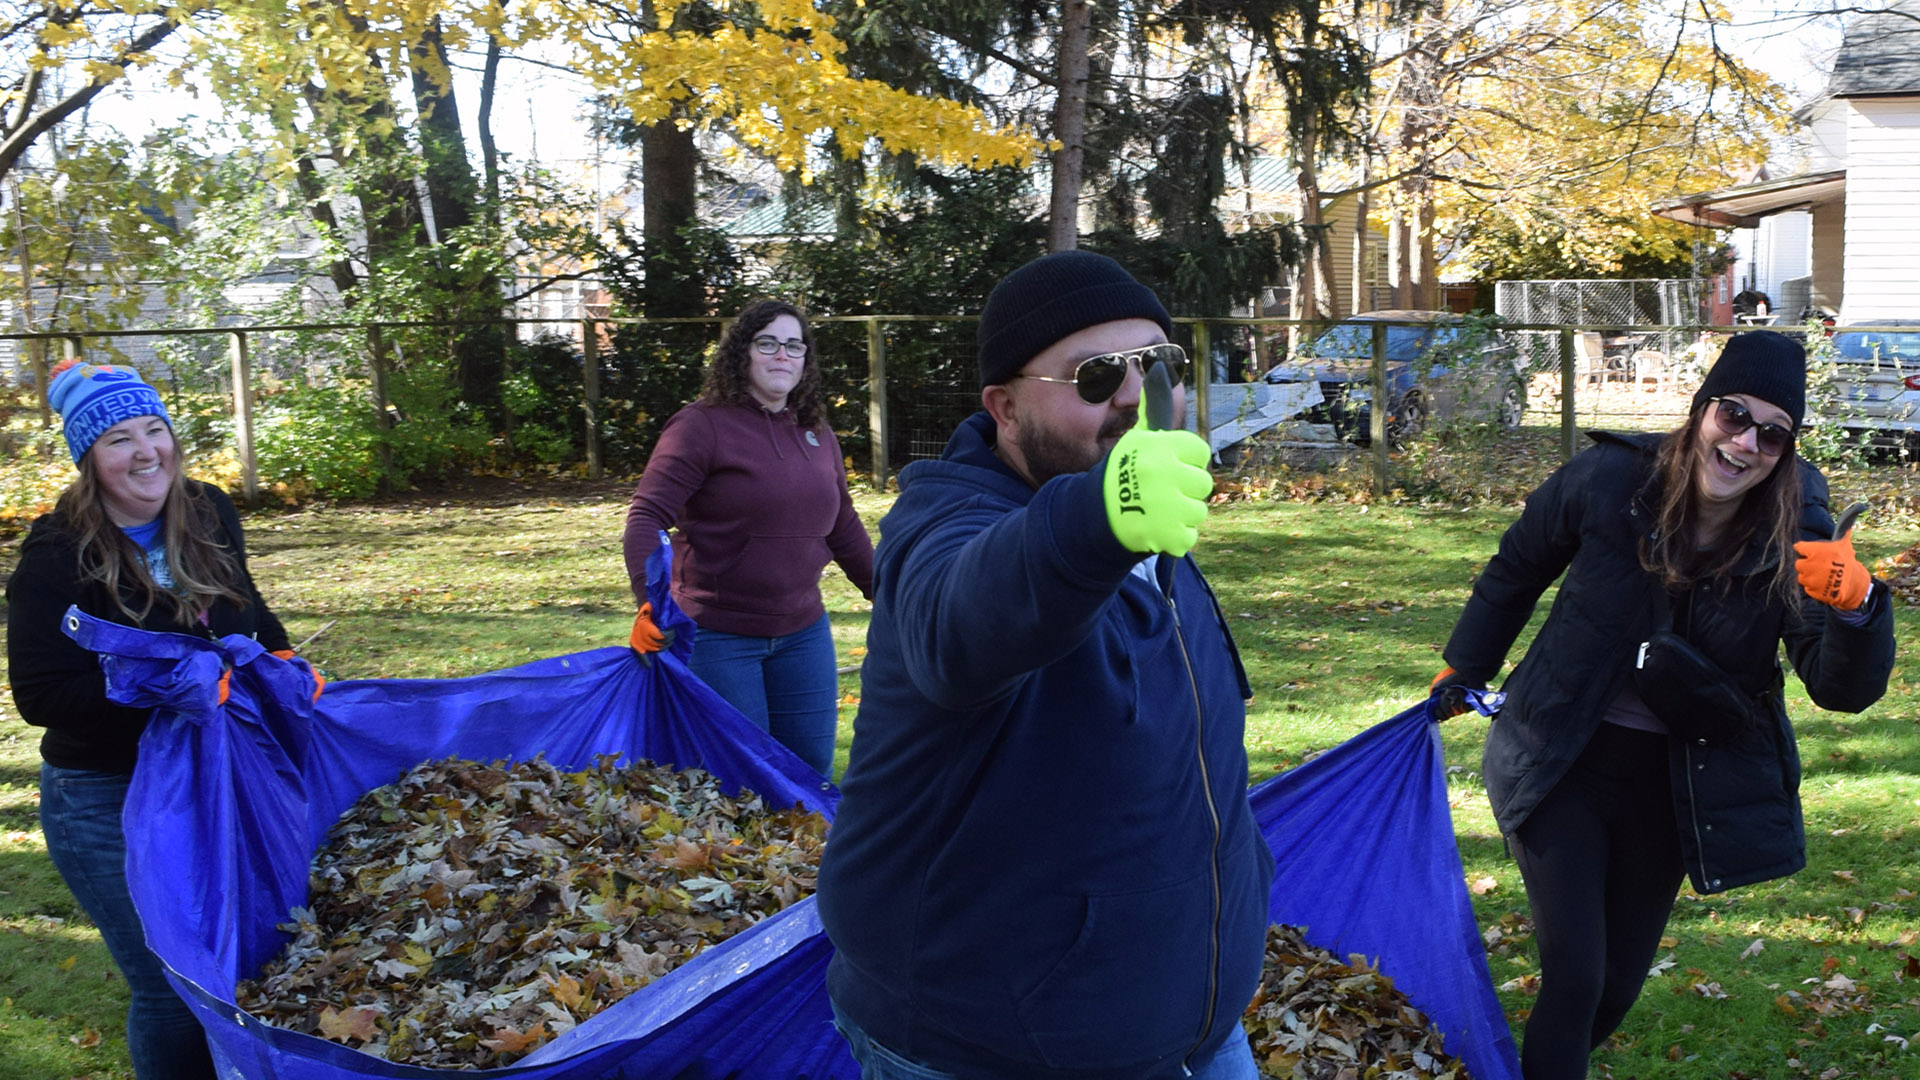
1707 396 1794 456
1013 343 1189 405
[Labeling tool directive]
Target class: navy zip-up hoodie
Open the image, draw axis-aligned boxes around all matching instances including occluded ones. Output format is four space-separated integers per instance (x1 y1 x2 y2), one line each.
817 412 1273 1079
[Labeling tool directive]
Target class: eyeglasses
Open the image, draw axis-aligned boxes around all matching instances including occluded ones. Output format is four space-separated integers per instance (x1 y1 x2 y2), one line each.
753 335 808 358
1012 343 1189 405
1707 396 1794 456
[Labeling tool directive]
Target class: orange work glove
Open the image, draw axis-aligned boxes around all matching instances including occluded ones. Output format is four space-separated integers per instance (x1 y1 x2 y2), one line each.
1793 533 1871 612
630 604 667 655
272 649 327 703
1429 665 1480 720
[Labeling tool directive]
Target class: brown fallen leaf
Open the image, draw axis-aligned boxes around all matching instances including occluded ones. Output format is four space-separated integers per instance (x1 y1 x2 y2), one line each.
316 1005 381 1044
68 1028 102 1049
479 1021 550 1055
1740 939 1765 960
1467 875 1499 895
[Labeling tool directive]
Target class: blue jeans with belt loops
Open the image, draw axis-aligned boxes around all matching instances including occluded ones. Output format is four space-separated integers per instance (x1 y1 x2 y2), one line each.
39 763 215 1080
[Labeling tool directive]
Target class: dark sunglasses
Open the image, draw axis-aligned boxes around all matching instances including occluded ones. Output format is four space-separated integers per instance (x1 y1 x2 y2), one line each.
1708 396 1794 456
1013 343 1189 405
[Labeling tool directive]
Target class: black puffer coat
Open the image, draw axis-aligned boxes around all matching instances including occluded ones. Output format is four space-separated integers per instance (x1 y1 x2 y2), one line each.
1443 432 1895 894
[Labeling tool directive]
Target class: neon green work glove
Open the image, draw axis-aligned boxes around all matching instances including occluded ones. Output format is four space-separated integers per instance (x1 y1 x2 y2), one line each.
1102 415 1213 556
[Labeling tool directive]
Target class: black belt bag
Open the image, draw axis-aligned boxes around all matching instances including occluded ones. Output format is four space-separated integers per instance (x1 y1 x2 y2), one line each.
1633 586 1766 746
1633 629 1757 745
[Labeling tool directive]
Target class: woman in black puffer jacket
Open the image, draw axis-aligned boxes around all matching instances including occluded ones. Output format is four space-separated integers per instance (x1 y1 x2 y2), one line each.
1430 332 1895 1080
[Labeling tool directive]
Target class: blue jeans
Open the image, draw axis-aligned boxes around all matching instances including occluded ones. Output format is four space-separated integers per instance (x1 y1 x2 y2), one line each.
689 613 839 778
39 764 214 1080
829 999 1259 1080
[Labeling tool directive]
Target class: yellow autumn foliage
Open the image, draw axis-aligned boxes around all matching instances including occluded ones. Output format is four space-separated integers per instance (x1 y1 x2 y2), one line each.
18 0 1035 180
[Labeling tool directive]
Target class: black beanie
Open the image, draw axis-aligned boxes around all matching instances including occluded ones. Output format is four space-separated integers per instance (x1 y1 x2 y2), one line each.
1691 330 1808 429
977 251 1174 388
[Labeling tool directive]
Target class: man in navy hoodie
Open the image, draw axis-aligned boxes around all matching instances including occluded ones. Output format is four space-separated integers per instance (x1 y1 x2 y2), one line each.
818 251 1274 1079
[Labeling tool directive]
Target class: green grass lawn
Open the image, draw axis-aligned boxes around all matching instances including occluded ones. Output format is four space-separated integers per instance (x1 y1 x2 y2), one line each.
3 458 1918 1079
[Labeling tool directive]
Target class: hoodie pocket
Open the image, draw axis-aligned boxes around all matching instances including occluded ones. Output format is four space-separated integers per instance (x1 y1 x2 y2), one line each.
713 534 830 615
1016 874 1215 1069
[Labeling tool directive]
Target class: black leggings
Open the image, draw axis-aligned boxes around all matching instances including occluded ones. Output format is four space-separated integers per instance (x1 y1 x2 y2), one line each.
1509 722 1687 1080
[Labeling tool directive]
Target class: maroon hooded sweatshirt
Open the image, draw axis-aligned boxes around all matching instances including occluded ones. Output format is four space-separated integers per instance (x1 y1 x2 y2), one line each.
622 399 873 638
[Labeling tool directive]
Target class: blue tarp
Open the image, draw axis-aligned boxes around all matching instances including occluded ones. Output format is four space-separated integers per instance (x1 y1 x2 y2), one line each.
1250 691 1521 1080
65 540 854 1078
64 539 1520 1079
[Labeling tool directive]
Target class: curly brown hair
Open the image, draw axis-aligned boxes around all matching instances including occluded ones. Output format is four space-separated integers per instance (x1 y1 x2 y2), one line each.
699 299 825 429
1639 399 1804 607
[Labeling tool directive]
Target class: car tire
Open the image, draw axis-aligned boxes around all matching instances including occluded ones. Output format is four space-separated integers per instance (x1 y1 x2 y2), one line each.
1389 391 1426 448
1499 384 1525 429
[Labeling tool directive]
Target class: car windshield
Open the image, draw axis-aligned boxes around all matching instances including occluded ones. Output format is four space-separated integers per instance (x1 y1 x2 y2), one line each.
1832 329 1920 364
1307 322 1459 363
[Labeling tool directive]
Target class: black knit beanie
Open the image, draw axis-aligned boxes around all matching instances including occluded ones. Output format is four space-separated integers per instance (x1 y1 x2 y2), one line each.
977 251 1174 389
1691 330 1808 429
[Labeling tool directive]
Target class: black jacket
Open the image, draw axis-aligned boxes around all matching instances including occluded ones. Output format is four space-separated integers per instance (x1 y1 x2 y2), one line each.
6 481 289 773
1444 432 1895 894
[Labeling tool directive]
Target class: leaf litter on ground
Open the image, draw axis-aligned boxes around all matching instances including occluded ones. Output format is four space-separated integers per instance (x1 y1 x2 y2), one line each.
235 755 827 1069
1245 923 1470 1079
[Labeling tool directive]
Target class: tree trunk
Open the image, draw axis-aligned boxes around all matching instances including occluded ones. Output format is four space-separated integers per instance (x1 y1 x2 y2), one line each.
411 15 503 409
640 106 704 316
479 3 505 223
1389 198 1411 309
410 18 476 244
1047 0 1092 253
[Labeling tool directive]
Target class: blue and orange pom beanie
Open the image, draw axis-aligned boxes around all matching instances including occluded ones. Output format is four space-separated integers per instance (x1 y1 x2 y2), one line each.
47 358 171 464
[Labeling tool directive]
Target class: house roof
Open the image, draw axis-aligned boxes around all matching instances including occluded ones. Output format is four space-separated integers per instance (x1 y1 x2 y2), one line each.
719 197 836 240
1828 0 1920 98
1650 169 1847 228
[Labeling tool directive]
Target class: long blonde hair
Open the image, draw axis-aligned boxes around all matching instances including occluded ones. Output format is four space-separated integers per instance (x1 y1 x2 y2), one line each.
55 451 251 625
1639 402 1804 606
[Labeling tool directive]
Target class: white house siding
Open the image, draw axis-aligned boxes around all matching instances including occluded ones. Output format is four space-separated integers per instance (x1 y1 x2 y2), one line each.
1841 96 1920 321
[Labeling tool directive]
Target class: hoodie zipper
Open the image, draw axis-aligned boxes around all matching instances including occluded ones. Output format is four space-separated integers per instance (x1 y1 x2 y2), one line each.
1163 569 1223 1075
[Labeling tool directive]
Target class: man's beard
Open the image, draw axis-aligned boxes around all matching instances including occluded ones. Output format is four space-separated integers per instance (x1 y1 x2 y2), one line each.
1016 409 1137 488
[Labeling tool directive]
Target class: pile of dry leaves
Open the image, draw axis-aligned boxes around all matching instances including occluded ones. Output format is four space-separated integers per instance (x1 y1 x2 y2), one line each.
1874 543 1920 606
1244 924 1469 1079
235 755 827 1069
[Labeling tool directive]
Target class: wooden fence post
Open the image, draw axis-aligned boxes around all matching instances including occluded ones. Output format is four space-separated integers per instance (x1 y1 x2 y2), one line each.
1559 327 1576 463
229 330 259 507
1370 321 1389 495
582 318 602 480
1190 320 1212 451
867 318 889 490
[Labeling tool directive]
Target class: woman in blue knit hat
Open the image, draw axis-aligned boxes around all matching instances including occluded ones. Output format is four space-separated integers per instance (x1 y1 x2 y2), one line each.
6 359 297 1079
1428 331 1896 1078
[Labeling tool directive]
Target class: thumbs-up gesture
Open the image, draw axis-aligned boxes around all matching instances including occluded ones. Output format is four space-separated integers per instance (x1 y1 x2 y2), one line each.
1102 409 1213 556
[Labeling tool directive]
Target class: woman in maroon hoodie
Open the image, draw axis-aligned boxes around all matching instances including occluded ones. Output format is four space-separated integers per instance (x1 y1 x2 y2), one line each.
623 300 874 777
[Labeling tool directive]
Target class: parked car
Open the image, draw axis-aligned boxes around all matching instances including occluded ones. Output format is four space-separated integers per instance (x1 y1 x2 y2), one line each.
1262 310 1527 446
1820 321 1920 447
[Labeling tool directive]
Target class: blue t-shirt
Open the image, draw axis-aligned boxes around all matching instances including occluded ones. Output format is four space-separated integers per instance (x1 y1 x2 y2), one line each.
121 518 174 591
